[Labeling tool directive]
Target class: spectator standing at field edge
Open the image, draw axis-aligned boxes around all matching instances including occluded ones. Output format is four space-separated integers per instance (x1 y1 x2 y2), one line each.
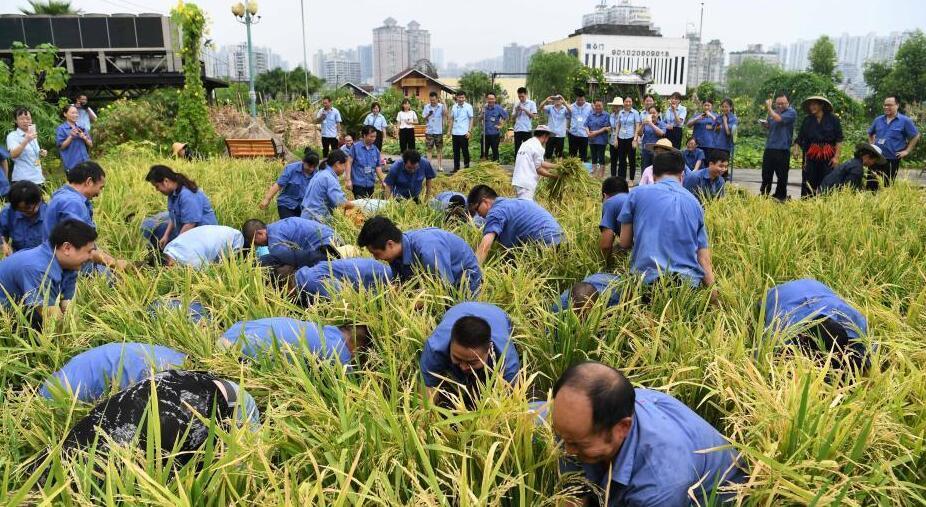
422 92 446 171
795 96 843 197
760 94 797 200
315 96 342 157
867 96 920 186
539 94 569 159
450 92 474 172
480 93 508 162
363 102 388 151
6 107 47 187
567 91 592 162
396 99 418 154
511 87 537 154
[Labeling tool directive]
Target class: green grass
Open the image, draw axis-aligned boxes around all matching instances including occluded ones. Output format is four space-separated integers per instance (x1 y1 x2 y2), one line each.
1 154 925 504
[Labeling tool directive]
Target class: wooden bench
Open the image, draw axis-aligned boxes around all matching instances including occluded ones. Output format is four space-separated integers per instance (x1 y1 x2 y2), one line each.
224 138 283 159
413 124 428 140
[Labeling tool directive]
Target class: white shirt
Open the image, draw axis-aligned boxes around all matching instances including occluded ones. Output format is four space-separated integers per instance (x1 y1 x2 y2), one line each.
6 129 44 184
397 110 418 129
164 225 244 269
511 137 546 191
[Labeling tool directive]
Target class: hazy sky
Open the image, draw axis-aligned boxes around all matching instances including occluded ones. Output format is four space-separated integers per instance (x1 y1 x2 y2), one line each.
4 0 924 67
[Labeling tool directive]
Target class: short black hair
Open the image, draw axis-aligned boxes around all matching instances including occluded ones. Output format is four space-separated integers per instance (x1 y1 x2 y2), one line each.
456 91 466 97
13 107 30 120
670 92 682 100
49 219 97 249
61 103 77 116
448 194 466 208
343 324 372 353
302 151 319 166
774 92 790 102
360 125 376 137
466 185 498 214
795 317 851 357
653 150 685 177
647 105 660 113
702 98 714 105
450 316 492 349
485 92 496 99
570 282 600 310
884 95 900 106
67 161 106 184
574 89 586 98
402 150 421 164
326 149 348 167
241 219 267 246
602 177 629 197
371 101 381 111
429 91 438 98
534 129 551 139
356 216 403 250
643 94 656 102
707 150 729 165
322 96 332 102
8 180 42 209
517 87 527 95
552 361 635 433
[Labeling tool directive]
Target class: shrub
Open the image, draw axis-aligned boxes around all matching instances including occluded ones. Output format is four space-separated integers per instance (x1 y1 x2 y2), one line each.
93 99 171 154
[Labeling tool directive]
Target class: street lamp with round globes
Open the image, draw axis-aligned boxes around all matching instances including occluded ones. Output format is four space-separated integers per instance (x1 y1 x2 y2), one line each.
231 0 260 118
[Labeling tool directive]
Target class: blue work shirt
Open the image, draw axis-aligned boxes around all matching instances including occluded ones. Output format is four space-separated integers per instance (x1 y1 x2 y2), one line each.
543 105 569 137
512 99 537 132
764 279 867 339
691 114 717 149
568 102 594 138
482 104 509 136
712 113 738 152
222 317 351 364
765 107 797 151
146 298 209 324
618 179 709 286
662 104 687 129
572 388 745 507
420 302 519 387
349 142 381 188
683 148 706 170
422 104 445 134
392 228 482 293
683 168 726 201
0 147 9 196
363 112 388 132
451 103 474 136
44 184 95 238
163 225 244 270
6 129 44 185
483 198 563 248
295 258 392 299
384 158 436 200
0 202 46 251
167 186 218 237
614 109 641 140
300 168 347 222
641 119 667 147
40 343 187 402
0 242 77 307
276 161 314 210
556 273 621 312
316 107 342 138
587 111 611 145
55 122 91 172
599 193 629 233
868 113 920 160
267 217 335 253
430 191 466 211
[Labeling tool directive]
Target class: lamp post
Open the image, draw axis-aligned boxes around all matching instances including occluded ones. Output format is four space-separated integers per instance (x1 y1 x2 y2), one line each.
232 1 260 118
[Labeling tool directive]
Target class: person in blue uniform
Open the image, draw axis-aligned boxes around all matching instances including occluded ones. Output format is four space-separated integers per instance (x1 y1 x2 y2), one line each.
467 184 563 264
315 96 342 157
242 216 338 262
552 361 746 507
363 102 388 150
867 95 921 186
301 150 357 222
687 98 718 157
143 165 218 249
357 216 482 294
760 94 797 200
567 91 593 162
39 342 187 402
220 317 370 366
618 150 715 289
420 302 520 408
598 177 629 267
0 145 10 196
683 150 729 201
763 279 872 370
0 180 46 255
429 191 467 212
480 92 509 162
555 273 621 315
383 150 436 202
45 161 126 271
0 219 97 329
274 258 392 304
259 150 319 218
347 126 384 199
146 298 209 324
683 137 706 172
55 104 92 173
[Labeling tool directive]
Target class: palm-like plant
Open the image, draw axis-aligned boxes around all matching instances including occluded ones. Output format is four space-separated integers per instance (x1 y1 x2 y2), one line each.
19 0 81 15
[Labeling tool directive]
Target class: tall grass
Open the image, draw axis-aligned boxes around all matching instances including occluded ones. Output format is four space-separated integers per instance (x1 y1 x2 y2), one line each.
0 154 924 504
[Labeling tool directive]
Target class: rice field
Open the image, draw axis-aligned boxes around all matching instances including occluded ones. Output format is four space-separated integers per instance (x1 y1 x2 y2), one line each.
1 153 925 505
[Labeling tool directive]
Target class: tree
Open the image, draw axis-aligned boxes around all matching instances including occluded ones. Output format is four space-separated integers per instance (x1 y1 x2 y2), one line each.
808 36 840 82
726 58 784 99
171 2 217 153
457 71 506 106
288 66 324 98
18 0 80 14
0 42 69 151
756 71 862 127
863 61 893 115
870 31 926 106
692 81 720 103
527 51 582 102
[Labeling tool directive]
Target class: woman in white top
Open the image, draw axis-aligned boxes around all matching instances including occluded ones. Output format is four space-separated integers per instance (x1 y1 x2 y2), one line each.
5 107 47 187
396 99 418 154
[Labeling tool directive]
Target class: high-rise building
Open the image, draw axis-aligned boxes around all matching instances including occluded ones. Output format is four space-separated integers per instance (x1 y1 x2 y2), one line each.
407 20 431 63
357 45 373 83
699 39 725 87
220 43 275 82
373 17 432 88
728 44 781 67
582 0 655 32
312 49 326 77
503 43 526 73
323 58 361 86
431 48 445 71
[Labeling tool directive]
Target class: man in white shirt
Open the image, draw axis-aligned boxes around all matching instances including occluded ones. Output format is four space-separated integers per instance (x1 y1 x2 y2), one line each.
450 91 474 173
422 92 446 171
163 225 244 270
512 87 538 154
511 126 558 201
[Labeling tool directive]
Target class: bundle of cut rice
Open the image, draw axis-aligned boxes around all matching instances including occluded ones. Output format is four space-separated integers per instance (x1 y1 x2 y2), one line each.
538 157 599 202
436 162 514 196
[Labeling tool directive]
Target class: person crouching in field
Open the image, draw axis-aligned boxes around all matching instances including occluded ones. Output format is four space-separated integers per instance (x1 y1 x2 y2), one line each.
421 302 520 409
552 362 746 506
300 150 357 222
358 216 482 295
554 273 622 317
0 180 47 255
272 258 392 306
467 184 563 265
762 279 873 372
220 317 371 367
819 142 888 193
511 126 558 201
598 177 629 268
683 149 729 202
259 150 319 219
383 150 436 202
142 165 218 251
157 225 244 270
242 216 340 268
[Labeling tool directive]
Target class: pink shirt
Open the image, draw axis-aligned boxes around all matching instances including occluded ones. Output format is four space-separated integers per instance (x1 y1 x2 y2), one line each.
639 166 656 185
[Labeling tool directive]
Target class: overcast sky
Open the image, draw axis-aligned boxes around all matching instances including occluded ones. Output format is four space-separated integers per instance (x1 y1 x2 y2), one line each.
4 0 924 67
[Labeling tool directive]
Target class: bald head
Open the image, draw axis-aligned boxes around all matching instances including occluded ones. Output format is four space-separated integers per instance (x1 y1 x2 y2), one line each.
553 362 635 432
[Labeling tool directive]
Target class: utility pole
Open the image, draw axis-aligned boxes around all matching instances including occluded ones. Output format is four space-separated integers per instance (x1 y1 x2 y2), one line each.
699 2 704 40
300 0 309 97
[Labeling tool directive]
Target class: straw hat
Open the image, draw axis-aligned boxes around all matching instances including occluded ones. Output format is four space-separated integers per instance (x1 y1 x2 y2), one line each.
171 142 187 157
801 96 833 114
608 96 624 107
644 138 677 153
854 142 886 165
